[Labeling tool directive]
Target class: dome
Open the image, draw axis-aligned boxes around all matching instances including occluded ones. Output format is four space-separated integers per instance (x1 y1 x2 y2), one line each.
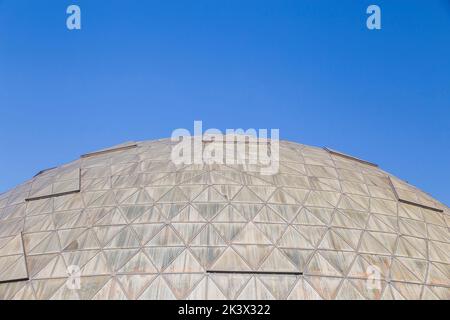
0 138 448 300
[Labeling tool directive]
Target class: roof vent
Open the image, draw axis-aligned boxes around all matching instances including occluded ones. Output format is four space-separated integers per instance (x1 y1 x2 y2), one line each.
389 176 443 212
81 141 137 158
324 147 378 167
26 166 80 201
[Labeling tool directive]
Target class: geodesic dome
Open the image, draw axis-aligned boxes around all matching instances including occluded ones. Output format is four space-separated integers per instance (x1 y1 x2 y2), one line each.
0 138 448 300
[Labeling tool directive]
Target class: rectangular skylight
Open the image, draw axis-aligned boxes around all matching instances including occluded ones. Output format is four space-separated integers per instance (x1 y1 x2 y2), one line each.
324 147 378 167
26 166 80 201
0 233 28 284
81 141 137 158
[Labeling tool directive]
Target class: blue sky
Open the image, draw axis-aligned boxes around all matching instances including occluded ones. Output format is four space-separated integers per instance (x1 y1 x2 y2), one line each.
0 0 449 205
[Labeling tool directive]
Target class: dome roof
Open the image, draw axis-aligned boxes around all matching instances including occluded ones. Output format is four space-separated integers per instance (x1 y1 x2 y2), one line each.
0 138 448 299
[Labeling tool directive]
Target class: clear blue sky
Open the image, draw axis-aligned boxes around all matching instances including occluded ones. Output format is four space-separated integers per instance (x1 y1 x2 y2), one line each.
0 0 449 205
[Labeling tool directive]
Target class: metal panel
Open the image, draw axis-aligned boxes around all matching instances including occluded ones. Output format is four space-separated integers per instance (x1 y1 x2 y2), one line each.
0 233 28 283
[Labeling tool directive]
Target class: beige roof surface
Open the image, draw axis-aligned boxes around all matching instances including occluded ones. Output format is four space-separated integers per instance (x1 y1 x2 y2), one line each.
0 138 448 299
